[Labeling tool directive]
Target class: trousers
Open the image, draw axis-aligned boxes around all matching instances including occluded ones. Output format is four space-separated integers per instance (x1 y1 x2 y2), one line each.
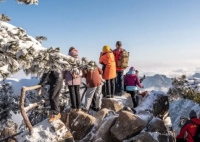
106 78 115 97
127 90 138 108
85 86 102 110
49 81 62 115
68 85 81 109
115 71 124 94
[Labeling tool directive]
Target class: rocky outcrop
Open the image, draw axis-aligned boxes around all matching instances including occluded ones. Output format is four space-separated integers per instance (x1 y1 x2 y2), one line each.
110 111 147 142
146 118 167 134
101 98 123 112
93 116 118 142
93 108 109 129
135 91 169 117
68 111 95 140
123 132 157 142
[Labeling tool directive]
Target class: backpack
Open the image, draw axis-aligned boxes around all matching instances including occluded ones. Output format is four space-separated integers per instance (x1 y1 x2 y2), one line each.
115 49 129 69
189 121 200 142
193 124 200 142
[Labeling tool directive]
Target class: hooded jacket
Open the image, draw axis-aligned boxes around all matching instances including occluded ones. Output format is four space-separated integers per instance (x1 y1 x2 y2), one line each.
82 67 103 88
177 118 200 142
99 45 116 80
63 50 82 86
124 69 143 91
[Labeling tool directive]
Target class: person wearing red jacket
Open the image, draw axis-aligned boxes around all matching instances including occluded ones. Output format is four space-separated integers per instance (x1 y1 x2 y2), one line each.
113 41 125 96
176 110 200 142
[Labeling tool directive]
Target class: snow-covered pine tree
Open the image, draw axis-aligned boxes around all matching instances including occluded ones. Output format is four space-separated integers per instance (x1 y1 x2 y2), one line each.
168 75 200 103
0 83 19 129
1 0 38 5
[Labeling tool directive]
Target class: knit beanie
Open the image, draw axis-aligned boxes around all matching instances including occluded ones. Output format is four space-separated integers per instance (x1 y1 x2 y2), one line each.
189 110 197 118
129 67 135 71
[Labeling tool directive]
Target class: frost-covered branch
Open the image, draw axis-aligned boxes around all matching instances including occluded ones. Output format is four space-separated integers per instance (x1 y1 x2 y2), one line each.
35 36 47 44
0 14 11 22
1 0 38 5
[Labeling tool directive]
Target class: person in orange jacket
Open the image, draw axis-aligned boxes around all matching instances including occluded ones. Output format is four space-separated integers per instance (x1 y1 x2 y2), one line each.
99 45 116 98
176 110 200 142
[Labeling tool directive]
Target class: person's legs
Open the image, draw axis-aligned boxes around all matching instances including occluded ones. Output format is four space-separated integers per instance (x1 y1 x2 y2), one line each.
127 91 137 108
117 71 124 95
110 78 115 98
74 85 81 109
49 81 62 115
115 73 119 93
68 86 76 109
106 80 111 97
85 87 97 110
94 85 102 109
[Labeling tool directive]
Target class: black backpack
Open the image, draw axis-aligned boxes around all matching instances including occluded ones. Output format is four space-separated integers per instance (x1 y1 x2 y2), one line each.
189 121 200 142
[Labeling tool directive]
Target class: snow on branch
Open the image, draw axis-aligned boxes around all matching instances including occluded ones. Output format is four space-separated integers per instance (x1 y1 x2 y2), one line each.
0 14 11 22
0 21 98 80
1 0 38 5
35 36 47 44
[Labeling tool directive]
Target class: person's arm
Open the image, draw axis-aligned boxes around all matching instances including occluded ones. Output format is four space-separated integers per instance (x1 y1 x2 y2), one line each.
136 76 143 88
98 67 103 75
176 124 189 139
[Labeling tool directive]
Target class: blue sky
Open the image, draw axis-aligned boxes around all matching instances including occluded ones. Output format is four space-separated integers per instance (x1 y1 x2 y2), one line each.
1 0 200 77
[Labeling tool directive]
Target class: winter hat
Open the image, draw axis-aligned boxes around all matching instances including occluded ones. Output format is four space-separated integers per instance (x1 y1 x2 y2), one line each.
129 67 135 71
116 41 122 47
103 45 110 53
189 110 197 118
69 47 75 53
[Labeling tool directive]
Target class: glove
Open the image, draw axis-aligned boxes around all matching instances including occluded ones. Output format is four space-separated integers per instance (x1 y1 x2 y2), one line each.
142 86 144 88
143 75 146 79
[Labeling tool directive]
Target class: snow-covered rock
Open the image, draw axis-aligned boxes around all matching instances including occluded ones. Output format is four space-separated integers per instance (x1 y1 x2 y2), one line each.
123 132 157 142
110 111 147 142
135 90 169 117
68 111 95 140
17 119 73 142
145 117 167 134
101 98 124 112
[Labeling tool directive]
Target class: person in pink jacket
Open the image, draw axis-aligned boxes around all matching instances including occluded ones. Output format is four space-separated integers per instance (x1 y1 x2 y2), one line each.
124 67 144 107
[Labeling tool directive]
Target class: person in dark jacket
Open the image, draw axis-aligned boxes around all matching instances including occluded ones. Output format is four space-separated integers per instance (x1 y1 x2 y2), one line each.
39 69 63 122
63 48 82 111
176 110 200 142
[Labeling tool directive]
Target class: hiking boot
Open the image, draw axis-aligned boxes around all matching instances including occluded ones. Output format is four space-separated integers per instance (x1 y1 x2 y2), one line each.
76 108 81 112
105 95 111 98
82 108 89 114
49 113 61 122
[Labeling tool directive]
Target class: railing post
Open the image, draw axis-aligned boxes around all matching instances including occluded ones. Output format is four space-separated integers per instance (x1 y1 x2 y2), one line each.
20 85 41 135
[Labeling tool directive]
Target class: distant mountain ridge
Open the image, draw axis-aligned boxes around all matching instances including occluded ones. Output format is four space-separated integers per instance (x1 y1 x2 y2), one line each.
192 73 200 78
139 74 172 92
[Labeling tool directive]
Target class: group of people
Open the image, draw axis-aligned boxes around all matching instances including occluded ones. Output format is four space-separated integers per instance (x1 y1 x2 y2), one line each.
39 41 145 122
